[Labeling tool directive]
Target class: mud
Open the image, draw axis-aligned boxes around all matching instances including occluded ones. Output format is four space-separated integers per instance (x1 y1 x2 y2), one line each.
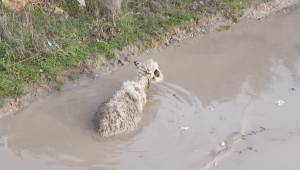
1 4 300 170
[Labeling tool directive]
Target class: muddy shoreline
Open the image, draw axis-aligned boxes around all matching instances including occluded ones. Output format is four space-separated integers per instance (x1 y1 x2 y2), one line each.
1 0 300 118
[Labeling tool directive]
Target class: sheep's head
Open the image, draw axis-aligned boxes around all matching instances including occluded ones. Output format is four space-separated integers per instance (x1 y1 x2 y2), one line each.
134 59 163 83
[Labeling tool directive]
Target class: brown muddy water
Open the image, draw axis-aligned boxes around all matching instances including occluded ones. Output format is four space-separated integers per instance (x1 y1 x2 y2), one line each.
1 6 300 170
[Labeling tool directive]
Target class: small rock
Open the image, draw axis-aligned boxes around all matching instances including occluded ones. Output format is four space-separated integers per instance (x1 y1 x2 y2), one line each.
275 99 285 106
290 87 296 91
54 7 64 14
259 126 266 132
117 59 124 66
123 56 130 62
77 0 86 6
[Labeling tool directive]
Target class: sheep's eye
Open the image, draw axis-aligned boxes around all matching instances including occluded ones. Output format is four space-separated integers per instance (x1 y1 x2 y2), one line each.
154 69 160 77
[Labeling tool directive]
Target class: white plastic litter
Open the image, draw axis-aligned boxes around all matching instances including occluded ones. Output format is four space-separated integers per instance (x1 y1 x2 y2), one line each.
180 126 190 131
47 41 54 48
220 141 226 147
275 100 286 106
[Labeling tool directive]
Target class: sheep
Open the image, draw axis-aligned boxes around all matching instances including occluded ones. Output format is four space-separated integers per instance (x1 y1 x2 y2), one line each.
95 59 163 137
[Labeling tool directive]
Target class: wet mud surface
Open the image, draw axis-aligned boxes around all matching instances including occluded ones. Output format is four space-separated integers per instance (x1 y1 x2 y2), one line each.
1 5 300 170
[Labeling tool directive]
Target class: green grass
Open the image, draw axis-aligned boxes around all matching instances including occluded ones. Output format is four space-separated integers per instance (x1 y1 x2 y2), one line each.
0 0 261 99
0 99 4 108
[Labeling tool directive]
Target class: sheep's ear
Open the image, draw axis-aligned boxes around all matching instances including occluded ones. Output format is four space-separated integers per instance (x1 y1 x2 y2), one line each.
134 61 142 68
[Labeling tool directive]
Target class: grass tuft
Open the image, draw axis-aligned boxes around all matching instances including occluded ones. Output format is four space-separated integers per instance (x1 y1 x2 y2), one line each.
0 99 4 108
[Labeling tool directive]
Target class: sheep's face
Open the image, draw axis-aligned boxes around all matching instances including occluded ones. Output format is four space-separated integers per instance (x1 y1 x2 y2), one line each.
134 59 163 83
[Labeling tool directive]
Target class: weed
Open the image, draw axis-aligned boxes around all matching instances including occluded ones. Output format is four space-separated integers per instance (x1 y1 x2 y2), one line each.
0 99 4 108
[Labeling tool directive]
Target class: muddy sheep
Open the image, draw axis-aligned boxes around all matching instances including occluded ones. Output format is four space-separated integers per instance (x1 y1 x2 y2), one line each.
95 59 163 137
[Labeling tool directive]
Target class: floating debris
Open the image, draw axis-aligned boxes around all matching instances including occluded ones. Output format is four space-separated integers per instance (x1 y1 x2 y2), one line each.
180 126 190 131
207 105 216 111
290 87 296 91
220 141 226 147
259 126 266 132
213 162 217 167
247 146 253 150
275 99 286 106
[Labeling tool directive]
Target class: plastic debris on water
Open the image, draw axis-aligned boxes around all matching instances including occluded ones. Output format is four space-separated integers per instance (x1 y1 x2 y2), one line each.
0 136 8 149
180 126 190 131
275 100 286 106
220 141 226 147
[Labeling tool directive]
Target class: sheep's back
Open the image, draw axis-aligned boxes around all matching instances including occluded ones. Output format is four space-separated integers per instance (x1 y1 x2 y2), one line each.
95 84 146 136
